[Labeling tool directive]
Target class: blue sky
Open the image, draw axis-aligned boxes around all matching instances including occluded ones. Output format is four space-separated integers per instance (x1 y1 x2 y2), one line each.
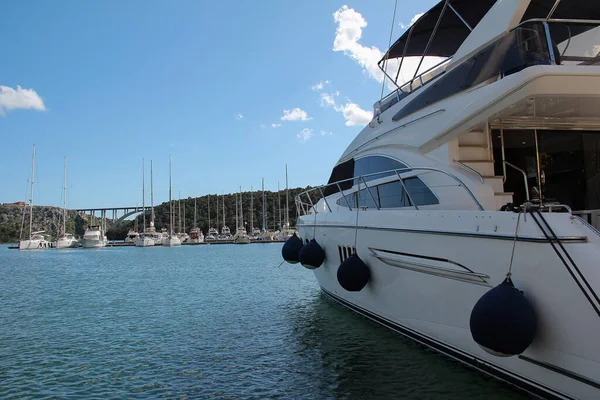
0 0 435 209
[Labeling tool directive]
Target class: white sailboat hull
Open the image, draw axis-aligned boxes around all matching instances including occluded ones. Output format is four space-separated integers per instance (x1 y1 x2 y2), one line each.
18 239 51 250
163 236 181 247
134 236 155 247
298 210 600 399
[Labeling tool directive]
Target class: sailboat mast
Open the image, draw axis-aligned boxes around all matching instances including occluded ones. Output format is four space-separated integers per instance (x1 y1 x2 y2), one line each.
261 178 265 231
194 198 197 228
216 193 219 230
208 195 211 229
150 160 154 227
222 193 225 229
240 186 244 229
285 164 289 227
29 145 35 240
250 185 254 232
169 156 173 235
235 192 239 230
178 191 182 233
63 156 67 236
142 158 146 231
277 181 281 230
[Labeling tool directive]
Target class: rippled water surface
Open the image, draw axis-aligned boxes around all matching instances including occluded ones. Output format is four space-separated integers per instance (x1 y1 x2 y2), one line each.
0 244 530 399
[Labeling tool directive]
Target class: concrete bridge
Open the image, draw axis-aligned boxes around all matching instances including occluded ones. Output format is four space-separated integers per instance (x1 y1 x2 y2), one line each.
74 206 152 228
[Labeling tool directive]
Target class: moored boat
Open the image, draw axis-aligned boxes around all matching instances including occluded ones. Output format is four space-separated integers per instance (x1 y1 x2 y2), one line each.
290 1 600 398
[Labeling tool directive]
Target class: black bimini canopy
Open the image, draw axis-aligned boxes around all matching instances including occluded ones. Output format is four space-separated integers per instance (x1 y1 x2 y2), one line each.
383 0 496 60
382 0 600 62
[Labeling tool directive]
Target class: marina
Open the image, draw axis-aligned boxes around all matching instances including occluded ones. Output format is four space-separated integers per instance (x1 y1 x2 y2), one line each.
3 0 600 399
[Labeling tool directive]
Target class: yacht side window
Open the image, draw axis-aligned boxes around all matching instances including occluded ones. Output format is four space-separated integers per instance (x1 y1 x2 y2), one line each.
336 177 438 209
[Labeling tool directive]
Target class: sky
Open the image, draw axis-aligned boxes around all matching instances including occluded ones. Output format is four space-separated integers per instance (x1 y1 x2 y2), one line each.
0 0 436 209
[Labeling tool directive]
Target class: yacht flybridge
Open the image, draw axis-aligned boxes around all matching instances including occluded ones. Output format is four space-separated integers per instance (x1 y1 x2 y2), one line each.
288 1 600 399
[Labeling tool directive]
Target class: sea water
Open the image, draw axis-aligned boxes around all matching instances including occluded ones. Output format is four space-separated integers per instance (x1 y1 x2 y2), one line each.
0 244 528 399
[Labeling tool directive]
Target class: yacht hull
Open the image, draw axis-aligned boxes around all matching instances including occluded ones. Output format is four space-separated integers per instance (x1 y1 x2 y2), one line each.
134 237 155 247
55 238 78 249
163 237 181 247
298 210 600 400
80 239 107 248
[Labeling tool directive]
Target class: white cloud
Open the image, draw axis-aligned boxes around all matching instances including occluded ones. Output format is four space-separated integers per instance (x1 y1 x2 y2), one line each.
0 85 45 115
336 102 372 126
333 6 386 83
311 80 331 91
400 13 424 30
319 89 372 127
320 92 337 108
332 6 442 87
235 113 244 120
320 130 333 136
297 128 313 142
271 123 282 128
281 108 312 121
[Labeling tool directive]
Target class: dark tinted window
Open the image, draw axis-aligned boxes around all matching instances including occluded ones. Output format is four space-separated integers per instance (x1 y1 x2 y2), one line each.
326 156 410 197
336 177 438 209
324 158 355 196
354 156 409 182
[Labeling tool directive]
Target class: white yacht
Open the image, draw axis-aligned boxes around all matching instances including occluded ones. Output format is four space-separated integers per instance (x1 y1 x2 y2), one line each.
19 145 51 250
125 230 139 244
292 1 600 399
206 227 219 241
55 157 79 249
80 225 107 248
163 156 181 247
135 159 155 247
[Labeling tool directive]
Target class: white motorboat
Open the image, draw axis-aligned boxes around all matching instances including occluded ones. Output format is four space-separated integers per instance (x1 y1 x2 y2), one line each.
55 234 78 249
80 225 107 248
19 146 51 250
55 157 79 249
135 159 155 247
164 155 181 247
125 230 139 243
291 2 600 399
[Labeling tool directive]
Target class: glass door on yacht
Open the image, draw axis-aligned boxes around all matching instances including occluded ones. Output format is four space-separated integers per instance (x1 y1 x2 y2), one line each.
492 129 600 211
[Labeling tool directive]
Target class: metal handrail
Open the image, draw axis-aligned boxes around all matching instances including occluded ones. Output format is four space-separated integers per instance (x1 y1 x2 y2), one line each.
453 160 484 183
503 161 530 201
297 166 485 215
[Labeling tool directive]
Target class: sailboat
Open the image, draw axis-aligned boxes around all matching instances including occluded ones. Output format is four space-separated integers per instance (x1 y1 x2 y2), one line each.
276 164 295 241
249 185 260 240
55 157 78 249
163 155 181 247
135 159 155 247
189 197 205 243
19 145 51 250
219 193 231 240
205 195 218 241
233 187 250 244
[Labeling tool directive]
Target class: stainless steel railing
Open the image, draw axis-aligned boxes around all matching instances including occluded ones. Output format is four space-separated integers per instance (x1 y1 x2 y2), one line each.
295 166 485 216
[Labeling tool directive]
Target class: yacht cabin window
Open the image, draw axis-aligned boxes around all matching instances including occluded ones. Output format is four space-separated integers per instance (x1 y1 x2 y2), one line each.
325 155 438 209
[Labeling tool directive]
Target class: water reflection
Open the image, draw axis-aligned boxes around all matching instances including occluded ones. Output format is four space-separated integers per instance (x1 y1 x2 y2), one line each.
285 292 531 399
